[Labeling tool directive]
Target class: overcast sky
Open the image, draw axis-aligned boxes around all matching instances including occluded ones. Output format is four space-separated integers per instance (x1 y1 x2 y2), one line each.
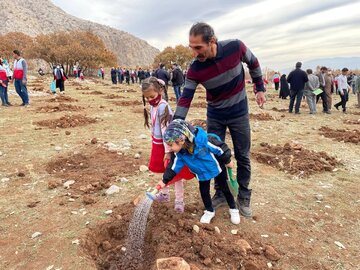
52 0 360 70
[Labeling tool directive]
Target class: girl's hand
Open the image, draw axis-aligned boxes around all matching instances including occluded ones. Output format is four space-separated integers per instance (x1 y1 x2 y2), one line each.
164 153 171 161
157 180 166 189
226 161 234 168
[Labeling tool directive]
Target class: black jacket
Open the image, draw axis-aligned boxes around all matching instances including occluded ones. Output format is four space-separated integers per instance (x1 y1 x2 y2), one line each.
287 68 308 91
171 68 184 86
155 68 170 85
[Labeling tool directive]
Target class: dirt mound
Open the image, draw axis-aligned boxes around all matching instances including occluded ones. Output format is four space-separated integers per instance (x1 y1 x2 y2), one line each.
253 142 340 176
250 112 274 121
112 100 142 106
35 114 97 129
36 104 83 113
46 146 145 199
189 119 207 131
76 86 91 90
319 126 360 144
351 111 360 115
343 119 360 125
83 91 104 95
117 89 137 93
271 107 288 112
132 107 144 114
30 85 45 91
48 95 78 103
82 202 278 270
103 94 126 99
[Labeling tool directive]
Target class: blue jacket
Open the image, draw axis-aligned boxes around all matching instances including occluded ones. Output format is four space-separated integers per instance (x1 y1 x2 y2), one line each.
163 127 231 182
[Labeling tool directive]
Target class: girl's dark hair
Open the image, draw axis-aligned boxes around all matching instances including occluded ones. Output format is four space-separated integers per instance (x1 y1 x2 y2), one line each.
189 22 215 43
141 77 172 129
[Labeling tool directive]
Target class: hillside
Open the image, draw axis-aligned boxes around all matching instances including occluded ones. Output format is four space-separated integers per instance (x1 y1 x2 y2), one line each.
0 0 159 66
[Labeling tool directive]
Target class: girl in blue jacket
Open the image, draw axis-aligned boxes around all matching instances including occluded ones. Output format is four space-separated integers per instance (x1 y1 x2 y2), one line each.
159 119 240 224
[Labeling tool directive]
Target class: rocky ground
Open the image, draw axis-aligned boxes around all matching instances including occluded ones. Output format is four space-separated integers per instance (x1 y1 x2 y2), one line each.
0 75 359 270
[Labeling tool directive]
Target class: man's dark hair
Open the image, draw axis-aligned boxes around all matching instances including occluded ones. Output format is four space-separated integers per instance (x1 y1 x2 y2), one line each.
189 22 215 43
13 50 21 56
306 69 312 74
320 66 328 71
342 68 349 72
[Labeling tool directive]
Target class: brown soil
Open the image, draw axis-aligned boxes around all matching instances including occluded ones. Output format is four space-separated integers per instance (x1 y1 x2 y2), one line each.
271 107 288 112
36 103 84 113
76 86 91 90
48 95 78 103
250 112 274 121
30 85 45 91
82 202 278 270
319 126 360 144
192 102 207 108
253 142 340 176
112 100 142 106
46 145 145 202
351 111 360 115
343 119 360 125
84 91 104 95
102 94 126 99
189 119 207 130
35 114 98 129
117 89 137 93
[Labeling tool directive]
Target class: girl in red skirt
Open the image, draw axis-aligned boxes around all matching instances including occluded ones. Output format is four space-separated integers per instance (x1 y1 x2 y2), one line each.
142 77 193 212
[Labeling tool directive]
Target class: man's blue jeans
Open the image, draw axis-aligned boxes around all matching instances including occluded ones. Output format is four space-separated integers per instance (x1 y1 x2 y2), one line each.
14 79 29 105
289 89 303 113
207 114 252 201
173 85 182 101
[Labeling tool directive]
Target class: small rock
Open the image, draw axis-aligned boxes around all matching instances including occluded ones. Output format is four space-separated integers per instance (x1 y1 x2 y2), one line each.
133 194 143 206
17 172 25 177
104 210 113 215
200 245 215 259
332 168 338 172
91 138 98 144
85 221 90 225
1 177 10 183
134 153 141 159
139 165 149 172
45 265 54 270
72 239 80 245
139 134 147 139
63 180 75 189
119 177 129 183
267 262 273 268
125 130 131 133
334 241 346 249
31 232 42 239
214 226 220 234
315 194 324 201
156 257 190 270
65 131 71 135
261 234 269 238
203 258 212 266
121 247 126 252
236 239 252 256
68 198 75 202
231 229 238 235
55 146 62 151
264 245 281 261
193 225 200 233
0 151 3 156
325 205 331 209
83 196 96 205
105 185 121 195
71 211 78 215
102 241 112 251
243 262 261 270
27 201 40 208
48 179 62 189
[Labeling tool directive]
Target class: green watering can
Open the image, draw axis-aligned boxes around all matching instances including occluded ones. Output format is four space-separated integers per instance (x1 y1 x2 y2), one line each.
226 167 239 197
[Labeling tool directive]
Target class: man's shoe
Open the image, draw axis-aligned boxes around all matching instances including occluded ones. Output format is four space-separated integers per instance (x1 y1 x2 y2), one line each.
200 210 215 224
325 111 331 114
334 105 339 110
237 198 252 218
295 111 301 114
211 191 227 209
229 208 240 224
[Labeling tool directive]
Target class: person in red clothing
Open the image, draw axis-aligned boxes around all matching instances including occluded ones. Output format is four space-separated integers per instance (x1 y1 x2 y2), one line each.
273 72 280 90
12 50 29 107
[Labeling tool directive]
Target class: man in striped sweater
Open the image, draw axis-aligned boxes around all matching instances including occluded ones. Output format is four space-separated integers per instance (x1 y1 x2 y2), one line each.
174 22 266 217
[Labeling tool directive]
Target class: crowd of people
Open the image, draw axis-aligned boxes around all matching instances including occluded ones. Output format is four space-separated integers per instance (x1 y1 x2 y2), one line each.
273 63 360 114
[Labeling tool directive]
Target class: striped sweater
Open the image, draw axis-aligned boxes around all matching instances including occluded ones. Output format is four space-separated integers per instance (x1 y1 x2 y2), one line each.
174 39 265 120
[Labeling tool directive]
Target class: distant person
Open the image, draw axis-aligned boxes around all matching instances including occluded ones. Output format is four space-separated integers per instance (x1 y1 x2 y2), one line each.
171 63 184 102
130 69 136 84
334 68 351 113
80 71 84 80
155 64 170 101
272 72 280 90
77 67 82 78
304 69 320 114
287 62 308 114
138 67 145 84
73 66 78 77
317 66 330 114
53 64 67 94
13 50 29 107
0 57 12 106
145 69 151 78
100 67 104 79
351 73 357 95
110 67 117 84
279 74 290 99
116 67 122 84
355 73 360 108
125 69 130 85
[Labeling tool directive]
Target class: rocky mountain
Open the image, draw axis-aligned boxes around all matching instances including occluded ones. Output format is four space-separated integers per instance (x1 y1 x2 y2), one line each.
0 0 159 67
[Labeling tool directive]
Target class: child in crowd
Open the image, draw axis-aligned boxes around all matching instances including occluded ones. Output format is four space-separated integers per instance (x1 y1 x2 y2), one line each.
158 119 240 224
142 77 193 212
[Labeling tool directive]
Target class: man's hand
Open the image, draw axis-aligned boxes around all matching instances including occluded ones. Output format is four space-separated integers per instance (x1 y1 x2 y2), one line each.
225 160 234 168
22 79 27 85
256 91 266 108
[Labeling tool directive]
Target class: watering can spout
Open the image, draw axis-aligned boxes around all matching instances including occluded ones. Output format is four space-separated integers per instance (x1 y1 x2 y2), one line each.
146 184 162 201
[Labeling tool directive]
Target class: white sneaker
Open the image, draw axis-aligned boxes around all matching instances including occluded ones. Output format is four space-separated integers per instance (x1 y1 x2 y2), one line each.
200 210 215 224
229 208 240 224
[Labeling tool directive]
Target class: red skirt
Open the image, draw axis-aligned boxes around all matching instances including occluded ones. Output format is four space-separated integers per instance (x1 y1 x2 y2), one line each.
149 137 166 173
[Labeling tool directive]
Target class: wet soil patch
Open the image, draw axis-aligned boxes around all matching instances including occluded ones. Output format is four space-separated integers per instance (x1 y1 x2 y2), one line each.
319 126 360 144
35 114 98 129
253 142 340 176
83 91 104 95
36 104 84 113
82 202 278 270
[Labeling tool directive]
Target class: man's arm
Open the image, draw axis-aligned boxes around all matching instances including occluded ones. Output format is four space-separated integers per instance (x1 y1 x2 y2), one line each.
173 76 198 120
22 60 27 82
